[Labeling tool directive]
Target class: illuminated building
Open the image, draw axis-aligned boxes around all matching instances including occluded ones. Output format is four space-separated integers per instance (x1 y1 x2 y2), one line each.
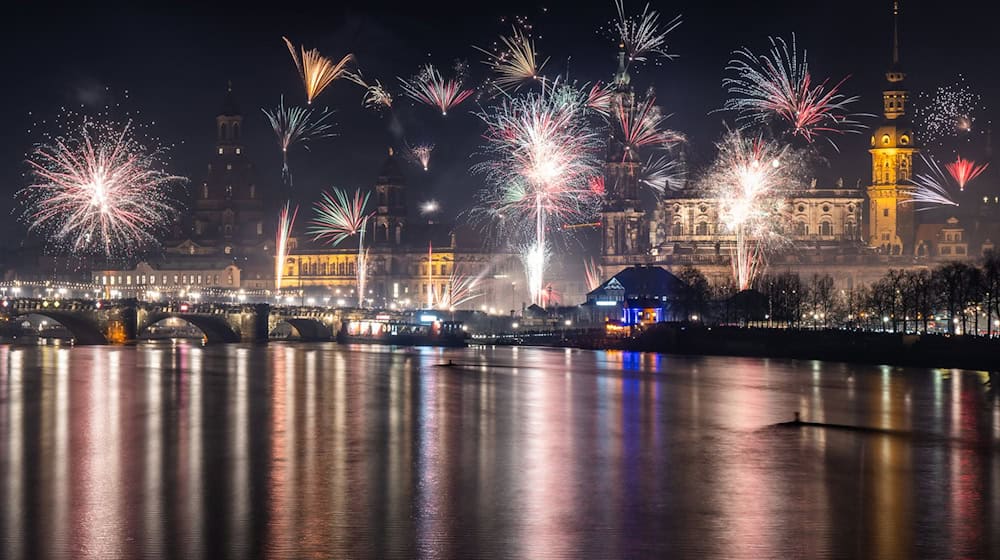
599 1 1000 291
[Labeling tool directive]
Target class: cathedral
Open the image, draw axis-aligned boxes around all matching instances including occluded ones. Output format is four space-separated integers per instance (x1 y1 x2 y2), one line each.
599 1 1000 290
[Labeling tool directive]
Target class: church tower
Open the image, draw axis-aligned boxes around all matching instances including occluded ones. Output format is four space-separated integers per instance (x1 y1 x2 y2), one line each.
373 147 406 245
191 82 265 254
601 48 647 265
867 1 918 255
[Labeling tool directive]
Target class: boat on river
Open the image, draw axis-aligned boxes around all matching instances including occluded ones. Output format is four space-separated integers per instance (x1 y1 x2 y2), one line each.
336 316 468 347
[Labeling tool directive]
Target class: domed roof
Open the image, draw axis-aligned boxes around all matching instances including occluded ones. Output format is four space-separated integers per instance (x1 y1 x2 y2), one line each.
871 122 915 150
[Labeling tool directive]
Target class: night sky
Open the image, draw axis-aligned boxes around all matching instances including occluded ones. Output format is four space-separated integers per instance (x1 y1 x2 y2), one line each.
2 0 998 249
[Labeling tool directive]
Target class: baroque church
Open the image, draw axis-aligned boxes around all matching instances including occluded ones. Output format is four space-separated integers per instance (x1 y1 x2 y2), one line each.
599 1 1000 290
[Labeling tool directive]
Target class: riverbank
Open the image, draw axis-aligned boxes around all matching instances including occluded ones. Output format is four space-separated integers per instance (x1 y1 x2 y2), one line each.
574 324 1000 371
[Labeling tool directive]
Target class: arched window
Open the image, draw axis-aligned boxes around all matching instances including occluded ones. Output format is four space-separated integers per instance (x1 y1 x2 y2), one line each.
819 221 833 236
233 123 240 141
695 222 708 235
671 222 682 236
220 123 228 141
795 222 807 236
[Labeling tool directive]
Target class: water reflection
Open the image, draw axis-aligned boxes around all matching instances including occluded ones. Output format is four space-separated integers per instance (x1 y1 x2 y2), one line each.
0 343 998 559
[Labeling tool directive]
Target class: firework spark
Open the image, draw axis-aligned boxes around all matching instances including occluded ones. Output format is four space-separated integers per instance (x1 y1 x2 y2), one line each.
612 0 682 67
614 96 684 157
283 36 353 105
641 153 687 193
420 200 441 215
309 188 373 306
21 119 183 257
363 81 393 110
407 143 434 171
584 258 602 291
261 95 336 187
476 29 548 91
398 64 474 116
699 131 804 290
945 155 988 191
907 154 959 209
519 242 550 308
473 86 604 304
275 202 298 292
915 75 987 144
585 82 614 117
722 35 868 148
435 272 483 310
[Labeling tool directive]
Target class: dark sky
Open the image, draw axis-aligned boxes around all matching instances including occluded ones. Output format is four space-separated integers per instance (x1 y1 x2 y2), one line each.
2 0 997 249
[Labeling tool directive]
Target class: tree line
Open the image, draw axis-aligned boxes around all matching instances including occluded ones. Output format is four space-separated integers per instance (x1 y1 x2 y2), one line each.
674 251 1000 337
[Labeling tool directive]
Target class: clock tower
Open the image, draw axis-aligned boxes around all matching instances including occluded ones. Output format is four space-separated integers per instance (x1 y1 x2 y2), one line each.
867 0 918 255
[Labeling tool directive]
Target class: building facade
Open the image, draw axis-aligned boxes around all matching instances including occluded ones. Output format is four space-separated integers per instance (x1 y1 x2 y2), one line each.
279 150 527 311
598 1 998 291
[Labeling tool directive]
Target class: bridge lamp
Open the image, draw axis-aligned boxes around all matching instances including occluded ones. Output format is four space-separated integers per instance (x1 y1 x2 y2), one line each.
238 294 246 303
307 297 316 306
336 298 346 307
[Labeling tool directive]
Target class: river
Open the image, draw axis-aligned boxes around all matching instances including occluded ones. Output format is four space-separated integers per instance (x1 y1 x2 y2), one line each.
1 343 999 559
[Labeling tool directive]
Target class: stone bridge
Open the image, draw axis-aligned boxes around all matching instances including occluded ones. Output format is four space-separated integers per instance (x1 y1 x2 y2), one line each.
2 299 347 344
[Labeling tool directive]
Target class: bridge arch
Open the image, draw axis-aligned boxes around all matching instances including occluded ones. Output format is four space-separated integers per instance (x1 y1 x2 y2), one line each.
142 313 242 344
272 318 334 341
15 311 109 345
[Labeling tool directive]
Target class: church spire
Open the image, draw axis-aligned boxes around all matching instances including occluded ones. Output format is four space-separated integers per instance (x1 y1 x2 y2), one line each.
886 1 905 84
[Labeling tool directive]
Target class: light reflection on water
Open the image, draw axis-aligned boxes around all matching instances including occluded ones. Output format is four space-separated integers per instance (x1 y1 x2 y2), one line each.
0 343 999 559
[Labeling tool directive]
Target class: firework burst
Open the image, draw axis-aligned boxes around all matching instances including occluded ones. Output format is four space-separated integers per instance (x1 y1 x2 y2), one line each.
519 242 550 307
363 81 393 110
476 29 548 92
584 258 602 291
261 95 336 187
906 154 959 209
699 131 804 290
21 118 184 257
309 188 374 306
398 64 474 116
722 35 868 148
612 0 682 67
406 143 434 171
283 36 353 105
275 202 298 292
915 75 987 144
435 272 483 310
641 153 687 193
585 82 614 117
474 85 604 304
614 96 684 157
945 155 989 191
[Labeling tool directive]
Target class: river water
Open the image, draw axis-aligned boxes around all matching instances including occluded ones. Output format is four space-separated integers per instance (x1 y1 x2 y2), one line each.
1 343 998 559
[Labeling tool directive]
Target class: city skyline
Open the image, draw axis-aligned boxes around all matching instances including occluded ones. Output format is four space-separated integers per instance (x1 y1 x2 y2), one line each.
2 0 998 252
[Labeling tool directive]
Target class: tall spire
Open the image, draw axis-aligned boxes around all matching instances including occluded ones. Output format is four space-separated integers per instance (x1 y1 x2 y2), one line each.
892 0 900 66
613 45 630 88
886 0 905 83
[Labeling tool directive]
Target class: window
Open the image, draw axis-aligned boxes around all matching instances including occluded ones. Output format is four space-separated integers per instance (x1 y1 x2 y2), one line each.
795 222 807 236
883 208 890 217
218 147 224 155
882 232 890 241
162 275 167 285
250 185 256 199
941 246 952 255
671 223 682 236
225 245 232 255
225 185 233 199
695 222 708 235
822 205 830 213
201 184 209 199
256 222 263 235
956 246 966 255
882 134 891 145
235 147 242 155
226 164 232 171
819 221 833 236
